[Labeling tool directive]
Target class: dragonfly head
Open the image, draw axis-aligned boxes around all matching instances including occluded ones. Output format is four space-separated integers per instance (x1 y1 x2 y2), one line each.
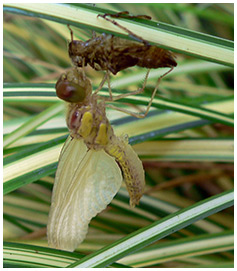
55 68 92 103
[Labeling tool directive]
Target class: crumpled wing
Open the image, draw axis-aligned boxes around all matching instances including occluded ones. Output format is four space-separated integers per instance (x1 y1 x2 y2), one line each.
47 137 123 251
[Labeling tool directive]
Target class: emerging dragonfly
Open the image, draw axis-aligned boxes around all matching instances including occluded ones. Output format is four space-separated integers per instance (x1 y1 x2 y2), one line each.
47 67 145 251
68 11 177 118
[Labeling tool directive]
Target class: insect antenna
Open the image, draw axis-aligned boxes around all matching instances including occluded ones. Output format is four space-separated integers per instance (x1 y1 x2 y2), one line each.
67 24 74 43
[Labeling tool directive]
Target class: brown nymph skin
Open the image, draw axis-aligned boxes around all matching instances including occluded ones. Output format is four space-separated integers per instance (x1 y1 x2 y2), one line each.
68 34 177 75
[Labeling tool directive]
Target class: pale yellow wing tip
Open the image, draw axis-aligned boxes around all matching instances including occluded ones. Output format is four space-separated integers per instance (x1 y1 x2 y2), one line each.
48 243 74 252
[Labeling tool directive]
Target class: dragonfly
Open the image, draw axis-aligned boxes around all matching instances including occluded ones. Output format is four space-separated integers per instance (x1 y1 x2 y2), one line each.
47 67 145 251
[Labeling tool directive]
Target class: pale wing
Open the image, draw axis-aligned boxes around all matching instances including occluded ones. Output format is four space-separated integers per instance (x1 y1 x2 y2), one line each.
47 137 87 250
49 136 88 204
47 138 122 252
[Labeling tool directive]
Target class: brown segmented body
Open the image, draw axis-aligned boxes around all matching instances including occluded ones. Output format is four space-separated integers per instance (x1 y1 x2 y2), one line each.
69 34 177 75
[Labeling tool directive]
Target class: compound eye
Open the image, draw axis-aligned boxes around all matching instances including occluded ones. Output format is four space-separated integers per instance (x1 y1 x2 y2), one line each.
55 78 86 103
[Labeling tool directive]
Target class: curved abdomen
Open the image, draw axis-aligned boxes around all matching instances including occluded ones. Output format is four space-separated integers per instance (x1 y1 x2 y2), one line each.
105 136 145 207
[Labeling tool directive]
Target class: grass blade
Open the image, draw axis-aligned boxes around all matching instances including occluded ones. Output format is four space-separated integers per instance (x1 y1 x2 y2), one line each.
69 190 233 268
3 3 234 66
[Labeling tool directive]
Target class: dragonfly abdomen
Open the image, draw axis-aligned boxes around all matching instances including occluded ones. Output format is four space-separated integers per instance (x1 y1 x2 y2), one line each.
105 136 145 207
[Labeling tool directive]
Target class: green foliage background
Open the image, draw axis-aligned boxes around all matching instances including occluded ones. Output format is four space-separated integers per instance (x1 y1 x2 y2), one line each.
3 3 233 268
